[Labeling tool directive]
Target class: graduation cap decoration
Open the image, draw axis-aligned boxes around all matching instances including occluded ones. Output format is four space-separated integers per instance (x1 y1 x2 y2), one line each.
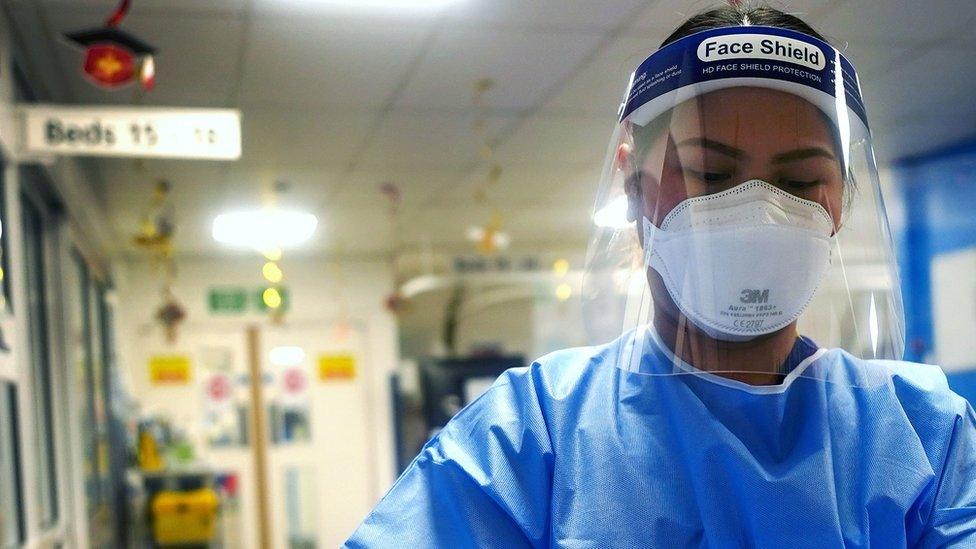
63 0 157 90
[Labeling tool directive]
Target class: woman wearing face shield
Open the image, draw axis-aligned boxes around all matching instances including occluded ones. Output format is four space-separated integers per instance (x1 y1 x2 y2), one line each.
346 5 976 547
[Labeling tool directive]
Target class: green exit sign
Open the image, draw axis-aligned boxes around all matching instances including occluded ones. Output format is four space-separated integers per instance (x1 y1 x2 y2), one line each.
208 286 290 315
208 287 248 314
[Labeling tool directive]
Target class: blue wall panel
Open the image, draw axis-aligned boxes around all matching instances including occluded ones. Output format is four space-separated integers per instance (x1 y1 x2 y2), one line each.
893 137 976 401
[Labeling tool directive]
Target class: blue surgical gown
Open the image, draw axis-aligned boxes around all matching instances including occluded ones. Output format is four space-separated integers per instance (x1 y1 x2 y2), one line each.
345 330 976 547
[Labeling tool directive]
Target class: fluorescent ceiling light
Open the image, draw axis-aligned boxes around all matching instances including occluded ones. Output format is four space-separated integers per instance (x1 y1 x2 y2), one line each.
593 195 631 229
213 209 318 251
305 0 461 8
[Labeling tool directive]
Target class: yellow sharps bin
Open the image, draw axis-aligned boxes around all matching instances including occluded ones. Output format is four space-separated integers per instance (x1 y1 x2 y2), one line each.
151 489 220 545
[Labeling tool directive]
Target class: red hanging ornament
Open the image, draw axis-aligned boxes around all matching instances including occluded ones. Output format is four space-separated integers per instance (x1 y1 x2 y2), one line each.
63 0 157 91
82 43 135 88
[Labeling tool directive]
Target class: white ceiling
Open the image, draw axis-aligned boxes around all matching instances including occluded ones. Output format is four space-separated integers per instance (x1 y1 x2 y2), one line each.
5 0 976 257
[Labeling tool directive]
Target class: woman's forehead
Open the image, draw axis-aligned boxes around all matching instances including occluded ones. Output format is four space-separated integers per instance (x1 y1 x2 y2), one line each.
668 87 835 147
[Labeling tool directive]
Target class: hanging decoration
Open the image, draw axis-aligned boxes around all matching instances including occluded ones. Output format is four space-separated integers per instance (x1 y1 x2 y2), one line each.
379 181 410 315
63 0 157 91
132 179 175 260
130 179 187 343
155 287 187 344
465 211 510 254
467 78 510 254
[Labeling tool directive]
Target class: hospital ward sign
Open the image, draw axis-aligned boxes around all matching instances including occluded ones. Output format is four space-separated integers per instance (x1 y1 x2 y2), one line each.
20 105 241 160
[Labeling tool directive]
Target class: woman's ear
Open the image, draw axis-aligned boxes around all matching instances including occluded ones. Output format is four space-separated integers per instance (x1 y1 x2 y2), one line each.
616 142 633 173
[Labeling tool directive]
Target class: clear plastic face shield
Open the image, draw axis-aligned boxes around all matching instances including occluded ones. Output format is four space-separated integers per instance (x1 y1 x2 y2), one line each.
582 26 904 386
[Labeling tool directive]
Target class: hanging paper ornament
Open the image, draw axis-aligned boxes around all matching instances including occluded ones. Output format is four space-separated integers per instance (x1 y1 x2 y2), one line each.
466 211 509 255
155 288 187 344
487 164 503 184
132 179 175 259
467 77 511 252
63 0 157 91
379 182 402 216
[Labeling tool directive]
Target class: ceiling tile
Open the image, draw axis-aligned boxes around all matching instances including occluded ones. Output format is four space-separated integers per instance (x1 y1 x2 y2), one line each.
250 0 444 23
239 107 380 168
322 208 392 254
420 169 486 209
358 110 518 169
817 1 973 46
429 165 601 210
330 168 467 209
439 0 648 32
833 43 913 81
627 0 722 33
865 46 976 125
493 113 611 169
394 26 604 111
239 15 434 109
538 33 654 116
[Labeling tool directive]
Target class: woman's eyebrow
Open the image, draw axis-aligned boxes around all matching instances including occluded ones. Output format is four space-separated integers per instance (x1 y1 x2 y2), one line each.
674 137 747 159
771 147 836 163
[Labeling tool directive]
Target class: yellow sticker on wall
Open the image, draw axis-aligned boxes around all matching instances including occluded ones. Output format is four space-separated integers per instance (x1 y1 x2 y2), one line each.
318 354 356 381
149 355 192 384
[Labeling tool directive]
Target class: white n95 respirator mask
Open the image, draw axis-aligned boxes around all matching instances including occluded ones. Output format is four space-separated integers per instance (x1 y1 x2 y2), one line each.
644 180 834 342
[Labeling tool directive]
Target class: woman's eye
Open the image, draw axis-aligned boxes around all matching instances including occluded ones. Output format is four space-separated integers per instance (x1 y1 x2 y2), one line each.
782 179 821 190
684 169 731 183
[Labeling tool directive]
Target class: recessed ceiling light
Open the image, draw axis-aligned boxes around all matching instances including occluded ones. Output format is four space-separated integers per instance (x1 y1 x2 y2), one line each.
306 0 461 8
212 209 318 251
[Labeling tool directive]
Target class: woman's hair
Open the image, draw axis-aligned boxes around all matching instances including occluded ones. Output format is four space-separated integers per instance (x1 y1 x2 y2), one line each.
660 3 827 47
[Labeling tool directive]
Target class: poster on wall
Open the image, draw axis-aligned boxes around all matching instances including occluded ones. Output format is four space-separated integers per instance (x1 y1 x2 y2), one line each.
202 371 233 412
149 354 192 385
278 365 310 408
317 354 356 381
199 345 248 448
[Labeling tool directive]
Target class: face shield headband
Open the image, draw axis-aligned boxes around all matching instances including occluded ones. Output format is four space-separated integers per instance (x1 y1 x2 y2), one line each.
618 25 869 162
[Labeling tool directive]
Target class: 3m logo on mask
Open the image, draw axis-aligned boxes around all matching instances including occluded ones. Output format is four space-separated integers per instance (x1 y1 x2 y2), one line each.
740 289 770 304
